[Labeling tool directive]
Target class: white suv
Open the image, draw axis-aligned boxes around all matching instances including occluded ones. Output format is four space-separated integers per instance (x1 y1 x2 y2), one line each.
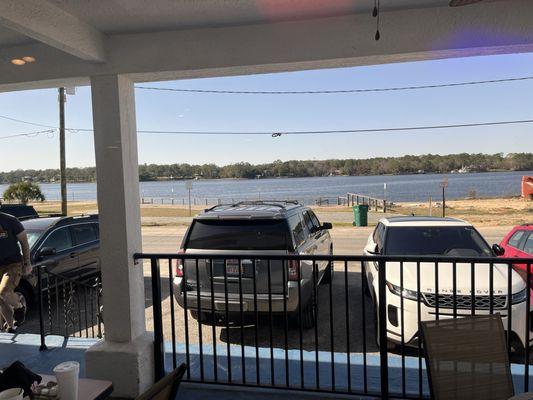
364 216 531 352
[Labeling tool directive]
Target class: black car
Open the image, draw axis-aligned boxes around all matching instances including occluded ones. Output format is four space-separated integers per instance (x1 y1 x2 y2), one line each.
17 215 100 307
0 204 39 220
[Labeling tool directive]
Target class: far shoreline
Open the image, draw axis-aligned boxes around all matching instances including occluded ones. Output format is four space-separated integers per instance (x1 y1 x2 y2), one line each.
0 168 531 186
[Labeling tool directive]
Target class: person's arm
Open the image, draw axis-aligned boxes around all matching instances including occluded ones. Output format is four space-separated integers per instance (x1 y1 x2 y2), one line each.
17 231 32 276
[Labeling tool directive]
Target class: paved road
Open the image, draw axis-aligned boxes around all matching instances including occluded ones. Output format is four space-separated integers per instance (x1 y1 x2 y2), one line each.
141 225 373 256
23 224 512 358
138 225 375 356
139 224 512 356
140 224 510 256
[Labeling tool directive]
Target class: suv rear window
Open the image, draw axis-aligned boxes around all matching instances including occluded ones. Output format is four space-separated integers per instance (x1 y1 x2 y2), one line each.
186 219 290 250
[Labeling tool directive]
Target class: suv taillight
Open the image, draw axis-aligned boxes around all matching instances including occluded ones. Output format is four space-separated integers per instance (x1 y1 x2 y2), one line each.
175 249 185 277
287 259 300 281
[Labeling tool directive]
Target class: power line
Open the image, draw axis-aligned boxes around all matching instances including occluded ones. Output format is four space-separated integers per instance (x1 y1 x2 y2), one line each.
1 75 531 136
0 129 56 140
136 76 533 95
136 119 533 135
1 119 533 140
1 74 532 137
0 115 93 132
0 115 57 129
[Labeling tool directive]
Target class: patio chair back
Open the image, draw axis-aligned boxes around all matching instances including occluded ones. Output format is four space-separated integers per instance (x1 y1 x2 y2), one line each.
421 314 514 400
135 363 187 400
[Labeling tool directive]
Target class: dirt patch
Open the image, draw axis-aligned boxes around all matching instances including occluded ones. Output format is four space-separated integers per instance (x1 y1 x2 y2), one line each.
29 197 531 227
391 197 532 226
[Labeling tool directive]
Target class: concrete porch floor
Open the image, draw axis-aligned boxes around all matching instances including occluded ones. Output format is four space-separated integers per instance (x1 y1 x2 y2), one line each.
1 333 532 399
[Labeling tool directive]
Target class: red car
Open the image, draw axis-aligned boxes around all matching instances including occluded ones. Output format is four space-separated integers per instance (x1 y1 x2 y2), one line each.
499 224 533 278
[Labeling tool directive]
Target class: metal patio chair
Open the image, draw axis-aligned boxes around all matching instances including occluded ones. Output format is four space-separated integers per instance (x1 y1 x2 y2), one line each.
135 363 187 400
421 314 520 400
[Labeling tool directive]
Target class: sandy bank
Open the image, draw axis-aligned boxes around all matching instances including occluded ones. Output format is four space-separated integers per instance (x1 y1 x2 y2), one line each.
28 196 531 227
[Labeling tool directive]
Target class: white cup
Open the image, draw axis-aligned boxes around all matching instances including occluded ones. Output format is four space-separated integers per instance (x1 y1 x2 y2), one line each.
53 361 80 400
0 388 23 400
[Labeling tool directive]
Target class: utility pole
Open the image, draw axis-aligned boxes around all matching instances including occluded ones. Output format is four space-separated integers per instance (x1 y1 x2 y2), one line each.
59 87 67 216
440 177 448 218
186 181 193 216
442 187 445 217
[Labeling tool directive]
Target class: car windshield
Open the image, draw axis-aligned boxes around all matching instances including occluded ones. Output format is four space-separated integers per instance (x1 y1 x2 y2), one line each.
186 219 290 250
26 229 44 249
384 226 492 257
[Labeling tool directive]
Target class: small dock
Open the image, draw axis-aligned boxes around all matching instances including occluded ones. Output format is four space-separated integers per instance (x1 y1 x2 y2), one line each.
346 193 388 213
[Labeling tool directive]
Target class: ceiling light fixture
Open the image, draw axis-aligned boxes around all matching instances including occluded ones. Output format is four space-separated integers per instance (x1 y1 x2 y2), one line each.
10 59 26 66
22 56 36 63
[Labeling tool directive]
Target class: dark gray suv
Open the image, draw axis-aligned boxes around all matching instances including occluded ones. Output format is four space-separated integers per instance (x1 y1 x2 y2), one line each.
173 201 333 328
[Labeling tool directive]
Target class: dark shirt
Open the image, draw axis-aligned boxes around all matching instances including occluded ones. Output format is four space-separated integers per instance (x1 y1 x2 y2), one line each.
0 212 24 266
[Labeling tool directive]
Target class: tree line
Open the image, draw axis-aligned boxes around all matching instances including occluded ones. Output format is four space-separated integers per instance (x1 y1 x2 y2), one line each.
0 153 531 183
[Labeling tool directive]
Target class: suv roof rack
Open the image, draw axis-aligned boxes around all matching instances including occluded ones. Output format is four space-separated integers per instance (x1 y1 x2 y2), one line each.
52 213 98 227
235 200 299 207
204 200 300 213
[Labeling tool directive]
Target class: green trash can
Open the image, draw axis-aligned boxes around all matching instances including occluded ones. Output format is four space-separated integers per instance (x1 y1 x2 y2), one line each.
352 204 369 227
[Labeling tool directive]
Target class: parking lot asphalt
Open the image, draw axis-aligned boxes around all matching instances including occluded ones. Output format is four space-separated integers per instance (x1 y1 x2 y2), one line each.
139 224 511 357
22 224 512 359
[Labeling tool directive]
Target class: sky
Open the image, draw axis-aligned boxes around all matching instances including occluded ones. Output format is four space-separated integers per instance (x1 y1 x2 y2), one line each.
0 52 532 172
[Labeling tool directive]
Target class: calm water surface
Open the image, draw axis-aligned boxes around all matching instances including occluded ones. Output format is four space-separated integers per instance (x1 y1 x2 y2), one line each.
0 171 530 204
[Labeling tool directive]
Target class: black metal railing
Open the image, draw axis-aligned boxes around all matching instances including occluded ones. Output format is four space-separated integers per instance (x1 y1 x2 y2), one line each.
134 252 533 399
37 266 103 350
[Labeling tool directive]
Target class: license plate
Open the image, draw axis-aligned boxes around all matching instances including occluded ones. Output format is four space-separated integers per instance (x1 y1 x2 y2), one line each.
226 259 241 276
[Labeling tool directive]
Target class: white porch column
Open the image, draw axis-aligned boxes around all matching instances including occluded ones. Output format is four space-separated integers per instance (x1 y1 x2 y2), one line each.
85 74 154 397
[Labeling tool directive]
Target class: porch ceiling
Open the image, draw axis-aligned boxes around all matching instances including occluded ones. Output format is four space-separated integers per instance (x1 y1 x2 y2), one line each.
46 0 455 34
0 25 34 47
0 0 530 92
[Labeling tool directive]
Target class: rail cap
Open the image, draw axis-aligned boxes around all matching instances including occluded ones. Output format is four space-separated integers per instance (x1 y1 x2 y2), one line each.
133 252 533 264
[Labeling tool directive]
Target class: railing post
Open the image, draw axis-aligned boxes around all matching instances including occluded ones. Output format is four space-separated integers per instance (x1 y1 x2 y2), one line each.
96 279 103 338
383 199 387 213
378 259 389 399
525 261 531 391
151 258 165 381
37 265 48 351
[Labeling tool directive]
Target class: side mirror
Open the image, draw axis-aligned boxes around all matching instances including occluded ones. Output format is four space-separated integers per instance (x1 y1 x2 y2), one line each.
492 244 505 256
321 222 333 230
366 244 380 255
37 247 57 259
